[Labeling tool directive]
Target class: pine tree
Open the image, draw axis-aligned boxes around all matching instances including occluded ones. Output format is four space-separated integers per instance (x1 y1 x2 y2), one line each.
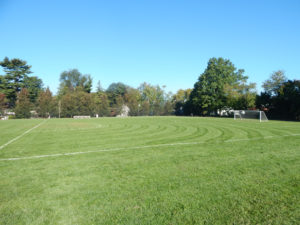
0 57 32 107
15 88 32 118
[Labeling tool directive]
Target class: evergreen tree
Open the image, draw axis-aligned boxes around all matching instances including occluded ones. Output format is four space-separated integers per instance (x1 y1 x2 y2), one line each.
23 76 43 103
15 88 31 118
0 57 32 107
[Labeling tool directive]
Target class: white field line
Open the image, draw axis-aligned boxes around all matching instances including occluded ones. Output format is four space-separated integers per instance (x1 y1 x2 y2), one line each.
0 120 46 150
0 133 300 162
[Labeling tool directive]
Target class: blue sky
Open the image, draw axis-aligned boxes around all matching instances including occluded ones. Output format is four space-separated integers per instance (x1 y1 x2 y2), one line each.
0 0 299 94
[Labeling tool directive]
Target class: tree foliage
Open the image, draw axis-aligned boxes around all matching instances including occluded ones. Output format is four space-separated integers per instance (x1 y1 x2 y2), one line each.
262 80 300 120
96 80 104 93
37 88 57 118
262 70 287 96
93 92 110 117
139 82 165 115
189 57 249 115
124 88 141 116
1 56 298 121
0 57 32 107
58 69 92 96
61 91 94 117
15 88 32 118
23 76 43 103
173 89 192 115
106 82 128 105
224 82 256 110
0 92 7 115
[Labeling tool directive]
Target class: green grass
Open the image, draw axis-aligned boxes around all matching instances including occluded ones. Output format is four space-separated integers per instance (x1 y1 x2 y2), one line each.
0 117 299 224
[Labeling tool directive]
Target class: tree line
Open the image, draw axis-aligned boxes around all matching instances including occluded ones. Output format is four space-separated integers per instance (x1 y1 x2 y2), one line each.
0 57 299 120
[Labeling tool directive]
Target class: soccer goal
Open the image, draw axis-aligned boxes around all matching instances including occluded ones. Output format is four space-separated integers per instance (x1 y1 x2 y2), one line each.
234 110 268 122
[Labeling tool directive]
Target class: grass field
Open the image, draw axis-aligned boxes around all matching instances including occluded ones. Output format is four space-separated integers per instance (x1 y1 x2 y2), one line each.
0 117 299 224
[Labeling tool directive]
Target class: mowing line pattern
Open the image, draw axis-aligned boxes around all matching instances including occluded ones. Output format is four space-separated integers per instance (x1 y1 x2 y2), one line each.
1 132 299 161
0 120 46 150
0 117 300 224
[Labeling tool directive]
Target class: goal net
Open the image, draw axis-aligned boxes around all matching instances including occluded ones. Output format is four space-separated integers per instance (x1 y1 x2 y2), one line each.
234 110 268 122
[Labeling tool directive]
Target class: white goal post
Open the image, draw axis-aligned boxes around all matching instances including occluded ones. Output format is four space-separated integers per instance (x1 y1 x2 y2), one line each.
234 110 268 122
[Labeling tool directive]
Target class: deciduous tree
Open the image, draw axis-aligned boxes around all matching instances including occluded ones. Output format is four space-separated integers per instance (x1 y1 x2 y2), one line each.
262 70 287 96
96 81 104 93
189 57 248 115
138 83 165 115
0 92 7 115
173 89 192 115
270 80 300 120
224 82 256 110
93 92 110 117
61 91 94 117
124 88 141 116
106 82 128 106
58 69 92 95
37 88 56 118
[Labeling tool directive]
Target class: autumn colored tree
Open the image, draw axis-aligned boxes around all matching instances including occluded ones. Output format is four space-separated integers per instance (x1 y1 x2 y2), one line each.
0 92 7 115
37 88 56 118
124 88 141 116
61 91 94 117
139 101 150 116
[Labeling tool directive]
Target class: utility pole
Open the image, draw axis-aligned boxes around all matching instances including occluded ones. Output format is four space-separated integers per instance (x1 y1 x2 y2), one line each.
58 100 61 118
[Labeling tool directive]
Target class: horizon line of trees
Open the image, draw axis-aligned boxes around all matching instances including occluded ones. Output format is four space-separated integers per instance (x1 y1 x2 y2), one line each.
0 57 299 120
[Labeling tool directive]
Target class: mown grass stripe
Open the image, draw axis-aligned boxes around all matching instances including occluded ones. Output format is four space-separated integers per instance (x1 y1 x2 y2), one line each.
1 133 299 161
0 120 46 150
